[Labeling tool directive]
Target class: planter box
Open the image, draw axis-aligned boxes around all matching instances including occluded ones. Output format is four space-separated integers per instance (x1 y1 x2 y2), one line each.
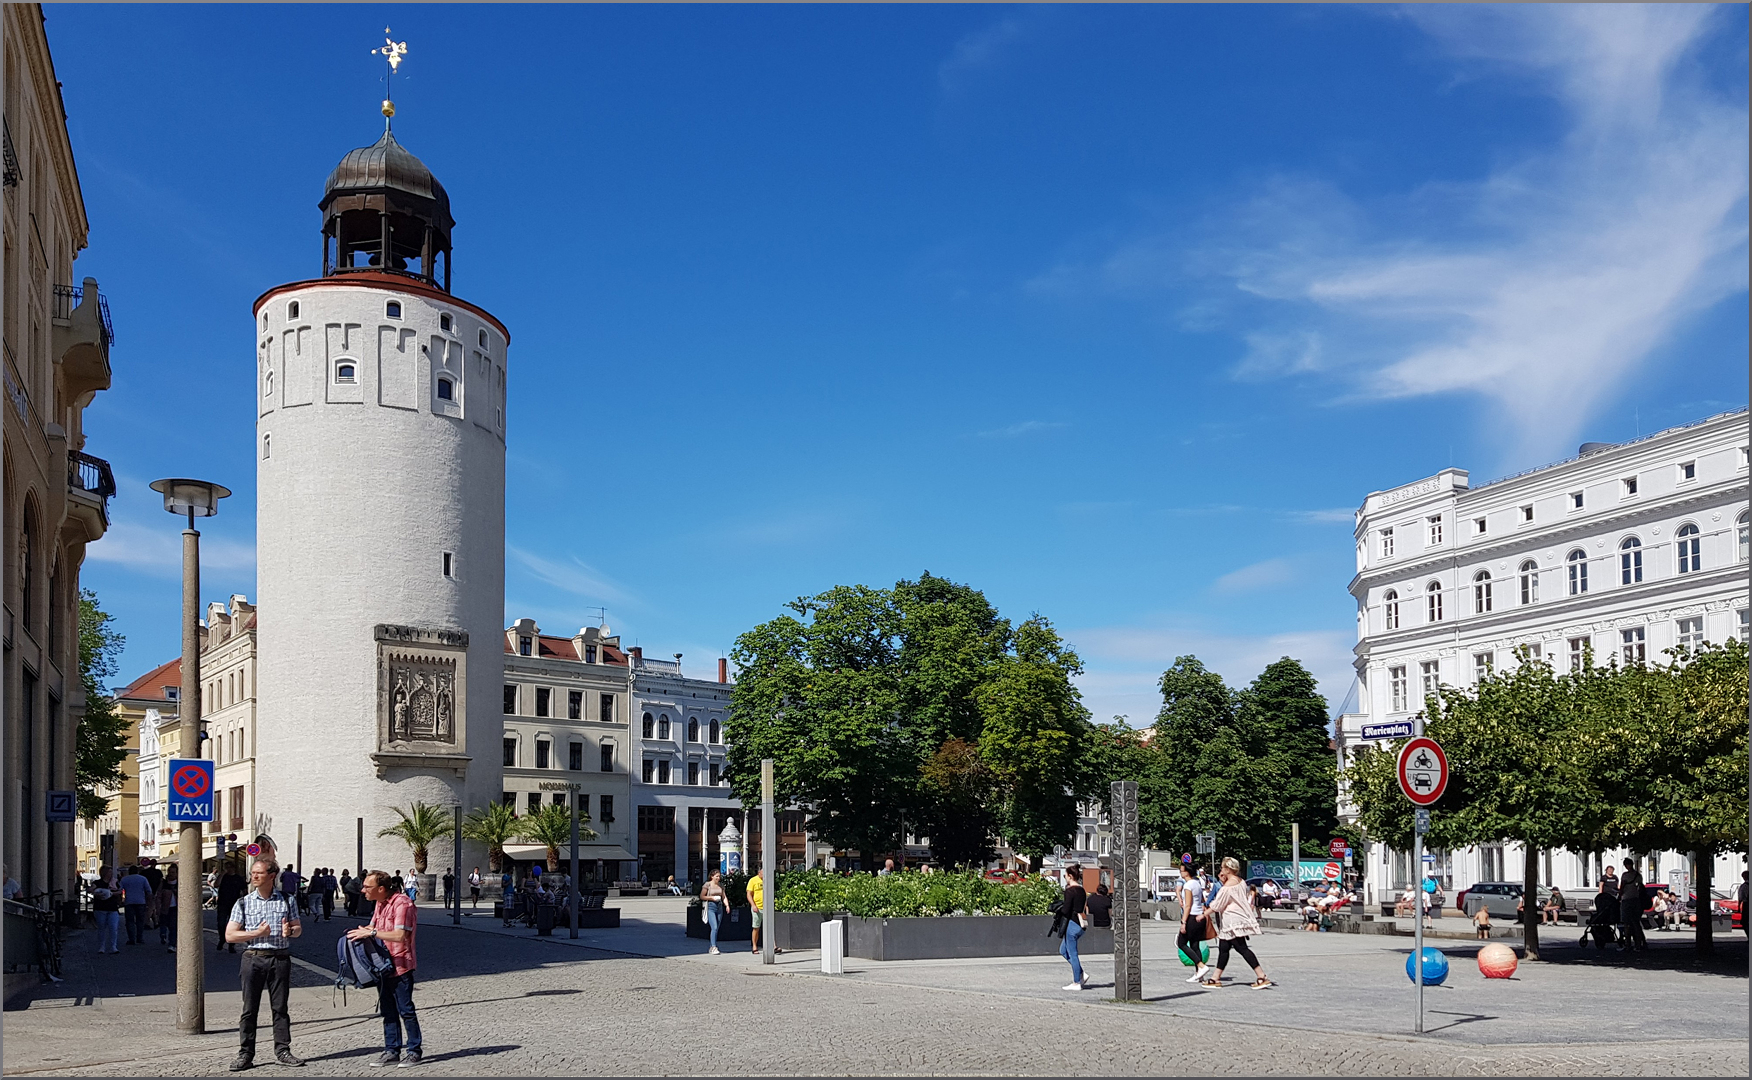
845 915 1114 961
685 903 753 941
773 911 850 952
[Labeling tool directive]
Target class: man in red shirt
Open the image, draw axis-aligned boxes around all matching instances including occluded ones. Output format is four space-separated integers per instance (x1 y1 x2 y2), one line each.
345 871 422 1067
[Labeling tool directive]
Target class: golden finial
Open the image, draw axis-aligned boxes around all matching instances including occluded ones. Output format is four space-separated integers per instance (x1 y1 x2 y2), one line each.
375 29 409 128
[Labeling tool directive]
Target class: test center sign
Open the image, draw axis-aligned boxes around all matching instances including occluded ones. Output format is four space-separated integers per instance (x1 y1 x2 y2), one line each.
1396 738 1448 806
167 759 215 822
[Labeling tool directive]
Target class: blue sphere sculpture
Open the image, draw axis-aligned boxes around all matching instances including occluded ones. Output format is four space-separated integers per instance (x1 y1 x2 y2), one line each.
1404 947 1450 985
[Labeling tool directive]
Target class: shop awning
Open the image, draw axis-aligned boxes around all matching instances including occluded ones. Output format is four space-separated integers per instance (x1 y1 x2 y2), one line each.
501 844 636 863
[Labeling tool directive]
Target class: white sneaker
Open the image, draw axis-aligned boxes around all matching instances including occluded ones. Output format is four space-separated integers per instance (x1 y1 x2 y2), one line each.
708 947 720 955
1062 982 1084 991
1186 967 1207 983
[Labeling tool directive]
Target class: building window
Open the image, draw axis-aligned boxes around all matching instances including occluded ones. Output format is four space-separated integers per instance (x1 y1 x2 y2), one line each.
710 762 722 785
1676 617 1704 653
1427 515 1443 545
657 714 671 740
442 551 454 578
1521 643 1543 666
1619 537 1642 584
1389 666 1407 712
656 760 671 784
1426 581 1443 623
568 690 582 720
688 762 700 786
480 329 489 348
1473 571 1492 614
687 718 699 742
1567 550 1588 595
1519 560 1539 605
262 434 271 459
709 718 721 744
1473 652 1493 683
519 636 533 656
535 688 550 718
264 369 273 397
527 792 541 815
601 744 614 772
335 362 357 383
440 313 452 332
535 739 550 769
1419 660 1440 700
642 759 654 783
287 301 300 320
1383 590 1400 631
503 685 517 714
600 694 615 724
600 795 614 824
437 378 454 401
503 737 517 767
1622 477 1638 497
386 301 402 319
568 742 583 771
549 792 565 809
1380 528 1394 558
1676 524 1701 573
1621 627 1646 666
1568 636 1589 672
1519 504 1534 524
1473 517 1487 535
1678 460 1696 482
584 644 597 664
1569 491 1584 511
642 712 654 738
1738 511 1748 563
502 791 515 807
1738 609 1749 643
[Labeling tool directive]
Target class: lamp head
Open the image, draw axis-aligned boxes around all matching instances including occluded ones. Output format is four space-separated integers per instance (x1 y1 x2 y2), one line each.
150 478 231 518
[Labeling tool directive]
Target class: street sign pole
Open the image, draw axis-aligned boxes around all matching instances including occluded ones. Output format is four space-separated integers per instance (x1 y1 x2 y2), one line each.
569 789 580 940
761 760 776 966
1413 812 1424 1034
1397 732 1448 1038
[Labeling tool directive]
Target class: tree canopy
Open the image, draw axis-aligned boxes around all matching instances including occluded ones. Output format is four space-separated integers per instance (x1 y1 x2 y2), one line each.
76 589 129 822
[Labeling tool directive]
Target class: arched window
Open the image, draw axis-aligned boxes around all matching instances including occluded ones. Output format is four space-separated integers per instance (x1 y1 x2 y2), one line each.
1739 511 1749 563
1619 537 1642 585
687 718 699 742
264 368 274 397
657 714 671 740
641 712 654 739
262 434 271 459
1473 571 1492 614
1676 523 1701 573
335 362 357 383
479 329 489 348
436 378 454 401
286 300 299 320
1567 549 1588 595
385 301 402 319
1383 590 1399 631
440 313 452 332
709 718 721 744
1426 581 1443 623
1518 560 1538 605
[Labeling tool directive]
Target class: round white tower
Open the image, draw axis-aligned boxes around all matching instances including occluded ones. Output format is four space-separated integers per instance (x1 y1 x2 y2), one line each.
252 124 506 878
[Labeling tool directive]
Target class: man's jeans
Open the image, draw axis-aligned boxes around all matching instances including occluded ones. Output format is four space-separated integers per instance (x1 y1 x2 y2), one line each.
124 904 148 944
238 950 293 1056
377 969 422 1053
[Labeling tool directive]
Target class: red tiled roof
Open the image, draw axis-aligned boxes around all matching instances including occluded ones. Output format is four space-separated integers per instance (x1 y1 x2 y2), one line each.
503 634 628 666
119 658 181 701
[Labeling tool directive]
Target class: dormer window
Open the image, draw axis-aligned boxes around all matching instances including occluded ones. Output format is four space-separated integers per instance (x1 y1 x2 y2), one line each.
386 301 402 319
584 645 597 664
440 313 452 332
519 637 532 656
437 378 454 401
287 300 299 320
335 363 357 383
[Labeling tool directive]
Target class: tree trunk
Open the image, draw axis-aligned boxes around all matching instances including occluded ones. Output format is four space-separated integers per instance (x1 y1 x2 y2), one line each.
413 847 428 874
488 847 503 873
1695 849 1713 956
547 846 559 872
1523 844 1540 961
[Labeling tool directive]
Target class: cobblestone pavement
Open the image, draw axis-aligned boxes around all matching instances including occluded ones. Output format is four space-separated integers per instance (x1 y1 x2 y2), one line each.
3 904 1745 1077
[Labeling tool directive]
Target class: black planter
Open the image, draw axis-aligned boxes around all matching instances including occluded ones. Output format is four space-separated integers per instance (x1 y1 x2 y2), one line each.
685 903 753 941
843 915 1115 961
773 910 850 952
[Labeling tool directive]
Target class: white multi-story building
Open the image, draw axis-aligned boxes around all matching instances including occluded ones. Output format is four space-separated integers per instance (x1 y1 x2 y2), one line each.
1337 408 1749 904
200 597 258 857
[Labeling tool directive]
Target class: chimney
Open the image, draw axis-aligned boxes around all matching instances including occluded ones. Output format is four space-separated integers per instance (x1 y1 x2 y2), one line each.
630 646 642 666
718 658 728 684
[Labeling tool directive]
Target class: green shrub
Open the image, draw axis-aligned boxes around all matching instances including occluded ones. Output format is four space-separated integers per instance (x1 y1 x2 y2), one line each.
775 868 1061 918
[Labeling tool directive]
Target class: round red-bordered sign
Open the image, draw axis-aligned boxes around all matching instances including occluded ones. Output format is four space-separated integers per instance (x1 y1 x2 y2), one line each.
1397 737 1448 806
172 763 211 800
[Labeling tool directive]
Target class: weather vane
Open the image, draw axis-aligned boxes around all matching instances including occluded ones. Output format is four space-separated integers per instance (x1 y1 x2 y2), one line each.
375 29 408 127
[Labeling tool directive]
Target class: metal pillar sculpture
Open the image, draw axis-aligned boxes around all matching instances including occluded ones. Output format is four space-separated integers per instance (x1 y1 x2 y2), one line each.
1111 780 1142 1001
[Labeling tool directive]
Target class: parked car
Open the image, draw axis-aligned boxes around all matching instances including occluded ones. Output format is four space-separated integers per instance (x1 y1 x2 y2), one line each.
1457 881 1524 918
1245 877 1295 909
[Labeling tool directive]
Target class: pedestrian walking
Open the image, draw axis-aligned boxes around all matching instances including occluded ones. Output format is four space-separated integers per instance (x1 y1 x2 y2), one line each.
1178 868 1212 984
1202 857 1272 989
1056 862 1089 991
1739 871 1748 935
1618 859 1648 952
1472 904 1491 940
468 868 483 909
91 867 123 954
701 869 728 954
747 867 766 956
346 871 422 1067
1086 883 1113 928
217 863 247 953
321 869 337 920
441 869 454 908
118 865 152 946
345 871 365 918
226 857 305 1071
154 865 179 952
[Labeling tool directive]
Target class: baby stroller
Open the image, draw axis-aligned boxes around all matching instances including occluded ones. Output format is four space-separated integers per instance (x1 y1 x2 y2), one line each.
1580 901 1617 949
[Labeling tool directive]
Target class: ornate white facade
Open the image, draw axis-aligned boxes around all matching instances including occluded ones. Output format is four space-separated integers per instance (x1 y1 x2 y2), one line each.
1336 408 1749 902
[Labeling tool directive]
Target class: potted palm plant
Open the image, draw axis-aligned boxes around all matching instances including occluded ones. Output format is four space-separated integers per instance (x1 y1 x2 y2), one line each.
377 802 454 904
462 801 520 885
515 802 597 872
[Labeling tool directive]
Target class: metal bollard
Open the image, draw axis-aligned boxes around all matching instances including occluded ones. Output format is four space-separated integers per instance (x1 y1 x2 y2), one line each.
820 919 844 974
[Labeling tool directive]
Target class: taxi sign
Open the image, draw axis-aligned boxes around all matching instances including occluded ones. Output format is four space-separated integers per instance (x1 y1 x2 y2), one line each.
1397 738 1448 806
167 758 215 822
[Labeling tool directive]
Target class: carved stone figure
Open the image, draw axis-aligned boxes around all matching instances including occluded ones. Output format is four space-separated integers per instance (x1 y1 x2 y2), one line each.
382 652 459 747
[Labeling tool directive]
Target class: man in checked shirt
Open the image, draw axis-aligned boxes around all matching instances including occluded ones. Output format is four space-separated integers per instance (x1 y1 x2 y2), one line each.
226 858 305 1071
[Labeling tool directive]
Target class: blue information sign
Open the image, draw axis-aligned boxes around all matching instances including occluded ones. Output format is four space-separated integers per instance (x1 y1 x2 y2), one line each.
1361 721 1415 740
45 790 75 822
167 759 215 822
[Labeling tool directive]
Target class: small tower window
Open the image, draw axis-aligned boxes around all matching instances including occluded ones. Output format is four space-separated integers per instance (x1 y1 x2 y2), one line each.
286 300 299 320
437 378 454 401
442 552 454 578
386 301 402 319
479 329 488 348
264 369 274 397
335 363 357 383
262 434 271 459
440 313 452 332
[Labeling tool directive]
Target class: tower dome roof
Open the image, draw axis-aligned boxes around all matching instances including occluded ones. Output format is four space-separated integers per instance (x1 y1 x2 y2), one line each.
322 130 451 223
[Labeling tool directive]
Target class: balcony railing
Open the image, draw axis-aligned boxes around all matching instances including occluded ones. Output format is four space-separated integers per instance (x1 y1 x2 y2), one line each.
52 284 114 347
69 451 116 525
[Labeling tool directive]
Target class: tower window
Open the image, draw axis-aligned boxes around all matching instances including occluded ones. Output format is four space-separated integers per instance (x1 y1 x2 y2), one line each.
335 363 357 383
287 300 299 320
262 434 271 459
264 369 274 397
386 301 402 319
442 551 454 578
437 378 454 401
440 313 452 332
479 329 488 348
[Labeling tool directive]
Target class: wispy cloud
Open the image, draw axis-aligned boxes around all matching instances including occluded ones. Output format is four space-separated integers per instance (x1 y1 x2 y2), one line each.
508 547 639 607
1036 6 1747 465
1283 507 1355 525
1210 557 1300 595
939 15 1025 93
975 419 1067 438
717 510 847 547
85 520 256 576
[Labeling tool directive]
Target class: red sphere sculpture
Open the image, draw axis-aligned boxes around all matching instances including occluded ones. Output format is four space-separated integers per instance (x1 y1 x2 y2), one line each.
1477 942 1519 979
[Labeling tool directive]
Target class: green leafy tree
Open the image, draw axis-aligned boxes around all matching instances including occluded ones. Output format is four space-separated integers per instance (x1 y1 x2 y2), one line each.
76 589 128 822
1239 658 1340 856
515 802 597 871
377 802 455 875
1079 720 1173 847
462 801 520 872
914 739 996 869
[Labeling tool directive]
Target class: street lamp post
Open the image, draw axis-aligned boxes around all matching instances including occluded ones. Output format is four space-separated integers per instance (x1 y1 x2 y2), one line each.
150 478 230 1036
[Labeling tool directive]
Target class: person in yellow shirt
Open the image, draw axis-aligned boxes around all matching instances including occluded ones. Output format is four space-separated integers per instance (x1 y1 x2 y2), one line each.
747 868 765 955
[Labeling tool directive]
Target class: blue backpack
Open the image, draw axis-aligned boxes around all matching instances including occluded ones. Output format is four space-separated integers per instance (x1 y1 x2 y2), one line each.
334 933 395 1005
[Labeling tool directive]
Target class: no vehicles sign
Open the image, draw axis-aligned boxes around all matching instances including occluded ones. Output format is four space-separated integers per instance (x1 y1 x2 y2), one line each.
167 759 215 822
1396 738 1448 807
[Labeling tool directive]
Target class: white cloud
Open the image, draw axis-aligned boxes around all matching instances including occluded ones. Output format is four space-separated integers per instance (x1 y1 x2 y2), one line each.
1209 557 1299 595
939 16 1025 93
1284 508 1356 525
508 547 638 608
976 420 1067 438
85 520 256 576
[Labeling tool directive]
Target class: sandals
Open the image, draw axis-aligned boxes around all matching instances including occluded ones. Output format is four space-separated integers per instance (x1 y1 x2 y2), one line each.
1249 977 1274 990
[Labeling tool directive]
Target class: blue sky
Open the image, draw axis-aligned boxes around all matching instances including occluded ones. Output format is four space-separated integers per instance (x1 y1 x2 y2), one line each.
51 4 1748 723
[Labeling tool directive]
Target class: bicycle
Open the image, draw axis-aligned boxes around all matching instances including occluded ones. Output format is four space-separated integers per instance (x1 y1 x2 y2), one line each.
21 890 65 982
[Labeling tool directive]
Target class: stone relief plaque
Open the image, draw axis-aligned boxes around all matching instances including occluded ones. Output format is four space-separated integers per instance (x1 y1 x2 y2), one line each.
374 625 469 764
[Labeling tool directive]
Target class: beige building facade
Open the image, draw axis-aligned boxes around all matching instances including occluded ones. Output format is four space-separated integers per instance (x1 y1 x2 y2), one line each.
199 597 257 855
